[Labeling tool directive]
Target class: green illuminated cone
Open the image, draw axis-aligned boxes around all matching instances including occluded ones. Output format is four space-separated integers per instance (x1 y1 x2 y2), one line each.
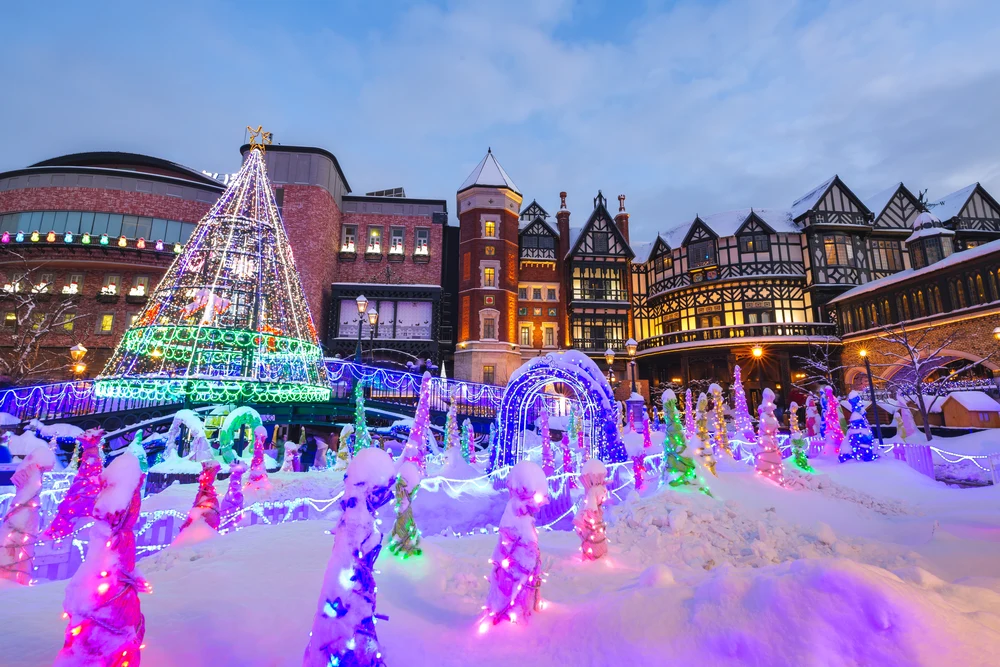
95 137 329 404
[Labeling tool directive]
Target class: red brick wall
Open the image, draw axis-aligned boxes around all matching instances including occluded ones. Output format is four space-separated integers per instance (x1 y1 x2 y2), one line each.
275 185 341 341
457 206 519 343
0 187 212 223
336 212 444 285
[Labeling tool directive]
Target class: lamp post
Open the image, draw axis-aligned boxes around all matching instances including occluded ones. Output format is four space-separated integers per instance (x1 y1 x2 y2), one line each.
367 308 379 364
69 344 87 380
604 347 616 386
626 338 638 395
859 349 883 446
751 345 763 359
354 294 368 363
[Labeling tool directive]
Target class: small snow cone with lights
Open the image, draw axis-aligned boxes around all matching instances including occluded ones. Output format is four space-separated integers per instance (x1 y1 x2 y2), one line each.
303 448 396 667
754 388 784 485
840 391 879 463
482 461 548 629
93 127 329 406
388 461 423 558
573 459 609 561
788 402 813 472
46 428 105 541
244 426 271 493
55 452 148 667
822 386 844 455
174 460 222 543
0 443 55 585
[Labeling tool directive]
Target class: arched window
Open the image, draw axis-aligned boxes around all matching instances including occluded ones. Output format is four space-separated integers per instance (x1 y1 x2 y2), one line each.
977 274 987 302
916 290 927 317
845 309 853 332
955 280 968 308
869 303 878 326
902 294 912 320
881 299 891 323
933 286 944 313
968 276 979 305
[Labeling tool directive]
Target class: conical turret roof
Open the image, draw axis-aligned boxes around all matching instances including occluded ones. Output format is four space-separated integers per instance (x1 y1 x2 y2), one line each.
458 148 520 195
95 140 330 404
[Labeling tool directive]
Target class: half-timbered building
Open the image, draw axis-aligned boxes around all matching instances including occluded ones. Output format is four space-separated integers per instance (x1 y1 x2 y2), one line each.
516 201 563 361
927 183 1000 251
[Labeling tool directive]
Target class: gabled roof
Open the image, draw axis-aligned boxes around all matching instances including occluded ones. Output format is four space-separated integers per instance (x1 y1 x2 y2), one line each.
631 240 655 265
943 391 1000 412
520 217 559 237
927 183 979 222
789 175 837 220
520 199 549 219
662 208 799 249
458 148 520 195
566 195 635 260
864 182 904 220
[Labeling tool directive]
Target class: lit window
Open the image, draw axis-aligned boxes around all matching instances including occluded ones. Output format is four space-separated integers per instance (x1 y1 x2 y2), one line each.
129 313 140 326
532 288 542 300
62 313 74 331
62 273 83 295
99 314 114 333
485 220 496 238
367 227 382 253
483 365 496 384
341 225 357 252
130 276 149 297
482 317 496 340
484 267 496 288
415 228 430 255
544 327 555 347
689 241 716 268
390 228 404 254
2 312 15 328
101 275 120 295
520 326 532 347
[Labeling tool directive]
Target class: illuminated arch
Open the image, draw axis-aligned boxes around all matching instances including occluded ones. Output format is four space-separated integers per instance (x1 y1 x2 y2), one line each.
491 353 626 471
219 406 263 462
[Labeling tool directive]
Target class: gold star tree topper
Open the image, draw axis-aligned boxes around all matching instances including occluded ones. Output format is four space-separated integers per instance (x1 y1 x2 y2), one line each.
247 125 273 152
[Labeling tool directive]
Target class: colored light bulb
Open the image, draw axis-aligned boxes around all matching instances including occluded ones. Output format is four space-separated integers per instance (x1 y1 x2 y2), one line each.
46 231 56 242
100 234 109 245
173 243 182 253
136 237 146 249
0 231 8 243
118 235 127 247
155 239 164 251
64 231 74 243
81 233 91 244
15 232 24 242
30 231 40 242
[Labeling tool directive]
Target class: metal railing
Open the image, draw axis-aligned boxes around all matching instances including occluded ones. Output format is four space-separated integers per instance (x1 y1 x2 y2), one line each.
638 322 838 351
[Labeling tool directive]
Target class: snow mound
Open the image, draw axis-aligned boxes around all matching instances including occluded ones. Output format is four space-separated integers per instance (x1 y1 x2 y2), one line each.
638 563 675 588
0 412 19 426
507 460 548 499
5 431 47 456
784 468 914 516
95 452 141 515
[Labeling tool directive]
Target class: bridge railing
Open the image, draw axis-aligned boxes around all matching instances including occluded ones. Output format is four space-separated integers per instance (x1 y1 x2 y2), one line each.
0 380 168 424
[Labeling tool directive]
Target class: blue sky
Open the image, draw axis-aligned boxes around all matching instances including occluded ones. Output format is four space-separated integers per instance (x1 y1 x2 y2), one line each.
3 0 1000 242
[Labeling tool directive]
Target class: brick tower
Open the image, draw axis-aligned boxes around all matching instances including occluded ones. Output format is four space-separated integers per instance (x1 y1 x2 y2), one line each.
454 149 523 384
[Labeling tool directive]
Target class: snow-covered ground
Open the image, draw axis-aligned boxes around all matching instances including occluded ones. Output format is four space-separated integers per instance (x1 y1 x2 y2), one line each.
1 451 999 665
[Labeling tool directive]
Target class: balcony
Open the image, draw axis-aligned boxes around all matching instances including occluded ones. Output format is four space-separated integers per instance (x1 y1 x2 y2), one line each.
571 288 629 303
637 322 838 353
574 338 626 353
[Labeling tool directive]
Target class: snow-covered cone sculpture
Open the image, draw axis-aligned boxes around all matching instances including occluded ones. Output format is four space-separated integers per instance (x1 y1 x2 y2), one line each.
443 386 460 453
823 386 844 455
244 426 271 493
55 452 148 667
177 460 222 536
684 388 696 438
303 448 395 667
840 391 879 463
482 461 548 628
461 418 475 465
538 407 553 475
126 432 149 497
788 402 813 472
221 460 247 524
661 390 697 487
280 441 300 472
46 428 105 541
400 372 432 471
0 443 55 585
754 388 784 485
709 383 731 457
805 395 820 437
573 459 608 561
693 393 717 477
352 381 372 453
388 461 422 558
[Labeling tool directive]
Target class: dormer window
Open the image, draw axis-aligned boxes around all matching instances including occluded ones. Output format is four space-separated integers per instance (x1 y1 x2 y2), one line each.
822 234 854 266
689 240 716 268
739 233 769 253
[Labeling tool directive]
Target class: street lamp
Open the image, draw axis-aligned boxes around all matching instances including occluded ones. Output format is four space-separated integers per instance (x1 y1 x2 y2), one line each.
69 344 87 378
859 349 884 446
367 308 379 364
993 327 1000 341
354 295 368 363
626 338 638 395
604 347 616 385
751 345 763 359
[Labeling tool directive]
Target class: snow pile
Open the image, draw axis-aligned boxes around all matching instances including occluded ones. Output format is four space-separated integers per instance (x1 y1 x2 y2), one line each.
5 431 48 457
0 412 19 426
783 467 914 516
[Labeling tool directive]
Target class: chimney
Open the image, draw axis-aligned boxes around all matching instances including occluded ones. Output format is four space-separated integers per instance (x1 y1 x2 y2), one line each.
556 191 571 259
615 194 630 245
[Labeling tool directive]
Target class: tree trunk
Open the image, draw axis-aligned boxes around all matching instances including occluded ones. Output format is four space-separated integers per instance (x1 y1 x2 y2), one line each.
916 395 933 442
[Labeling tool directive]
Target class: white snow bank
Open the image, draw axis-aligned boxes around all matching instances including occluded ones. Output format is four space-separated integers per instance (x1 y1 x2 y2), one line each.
37 423 84 439
0 411 19 426
5 431 47 456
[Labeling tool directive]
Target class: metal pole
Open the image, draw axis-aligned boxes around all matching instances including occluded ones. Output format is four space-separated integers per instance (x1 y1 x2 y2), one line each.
354 316 363 363
865 355 884 446
630 360 637 395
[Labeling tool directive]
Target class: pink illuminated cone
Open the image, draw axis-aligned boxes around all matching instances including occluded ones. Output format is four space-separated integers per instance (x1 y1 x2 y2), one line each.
46 428 105 541
0 443 55 585
178 460 222 535
221 460 247 525
755 388 785 486
573 459 609 560
244 426 271 492
55 453 148 667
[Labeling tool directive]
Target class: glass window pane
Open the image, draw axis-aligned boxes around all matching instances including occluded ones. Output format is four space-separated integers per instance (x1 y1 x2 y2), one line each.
0 214 14 233
65 211 81 234
179 223 195 242
121 215 138 238
79 212 95 234
106 214 123 237
151 218 167 240
52 211 68 234
40 211 55 231
136 217 152 239
92 213 110 236
29 211 43 229
165 221 180 243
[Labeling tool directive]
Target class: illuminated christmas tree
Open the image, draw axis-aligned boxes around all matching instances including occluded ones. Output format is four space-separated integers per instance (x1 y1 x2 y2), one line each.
573 459 608 560
443 387 460 452
709 383 731 457
841 391 879 463
461 418 475 465
684 389 696 438
352 381 372 454
823 386 844 455
788 401 813 472
221 460 247 524
244 426 270 493
94 128 329 405
388 462 422 558
46 429 104 541
661 389 696 488
0 444 55 585
400 373 432 472
731 365 755 442
126 432 149 497
177 460 222 538
755 389 785 485
693 393 717 477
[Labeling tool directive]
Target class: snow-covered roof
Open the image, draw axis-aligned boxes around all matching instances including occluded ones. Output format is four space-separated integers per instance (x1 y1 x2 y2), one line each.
790 176 836 220
662 208 800 249
905 225 954 243
631 240 655 264
942 391 1000 412
564 226 584 258
839 398 901 414
458 149 520 195
865 183 902 219
926 183 977 222
829 237 1000 304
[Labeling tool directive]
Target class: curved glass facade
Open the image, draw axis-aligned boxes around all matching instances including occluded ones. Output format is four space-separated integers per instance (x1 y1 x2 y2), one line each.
0 211 196 244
